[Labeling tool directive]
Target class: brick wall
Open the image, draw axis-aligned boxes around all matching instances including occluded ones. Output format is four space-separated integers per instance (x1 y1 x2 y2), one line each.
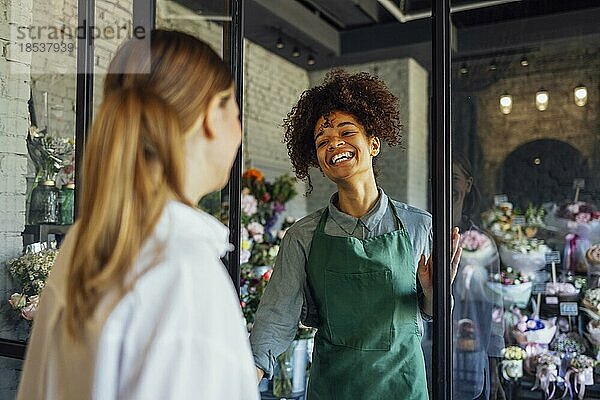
457 48 600 208
0 0 32 393
158 1 311 218
306 58 430 212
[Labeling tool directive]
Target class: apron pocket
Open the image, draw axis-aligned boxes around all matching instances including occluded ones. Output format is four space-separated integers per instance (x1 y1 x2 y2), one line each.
324 268 394 350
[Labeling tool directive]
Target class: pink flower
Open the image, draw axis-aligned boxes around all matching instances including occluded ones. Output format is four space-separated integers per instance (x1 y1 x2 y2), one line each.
253 234 264 243
567 203 581 214
517 322 527 332
21 296 39 321
247 222 264 236
460 230 490 251
241 194 258 216
576 212 591 223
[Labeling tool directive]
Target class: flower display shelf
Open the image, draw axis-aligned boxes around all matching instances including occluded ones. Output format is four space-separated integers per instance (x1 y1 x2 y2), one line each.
22 224 70 248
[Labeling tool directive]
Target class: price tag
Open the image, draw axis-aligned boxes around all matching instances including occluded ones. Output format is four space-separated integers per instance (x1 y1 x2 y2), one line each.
545 251 561 265
532 283 546 295
560 302 579 316
512 216 526 227
545 296 559 305
494 194 508 206
573 179 585 189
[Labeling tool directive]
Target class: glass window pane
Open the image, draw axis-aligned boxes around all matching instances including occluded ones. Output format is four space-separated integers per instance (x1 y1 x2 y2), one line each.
1 0 78 342
94 0 135 113
156 0 228 223
451 2 600 398
242 2 433 397
1 0 79 395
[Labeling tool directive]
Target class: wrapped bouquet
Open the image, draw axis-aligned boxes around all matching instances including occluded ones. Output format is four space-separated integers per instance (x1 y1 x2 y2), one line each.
545 201 600 242
499 237 550 276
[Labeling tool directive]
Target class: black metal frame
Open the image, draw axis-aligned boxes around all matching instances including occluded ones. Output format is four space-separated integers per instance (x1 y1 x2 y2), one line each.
223 0 244 293
1 3 455 398
432 0 452 398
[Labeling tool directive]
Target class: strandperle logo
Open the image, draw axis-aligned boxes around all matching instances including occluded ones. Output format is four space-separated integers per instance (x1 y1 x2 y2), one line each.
13 23 147 41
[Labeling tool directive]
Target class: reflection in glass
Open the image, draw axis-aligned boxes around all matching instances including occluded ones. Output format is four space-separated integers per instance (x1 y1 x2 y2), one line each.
451 1 600 397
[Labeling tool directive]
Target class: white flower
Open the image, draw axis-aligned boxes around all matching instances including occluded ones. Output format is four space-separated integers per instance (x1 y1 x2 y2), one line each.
268 245 280 259
240 249 251 264
253 234 264 243
247 222 264 236
9 293 26 309
241 194 258 216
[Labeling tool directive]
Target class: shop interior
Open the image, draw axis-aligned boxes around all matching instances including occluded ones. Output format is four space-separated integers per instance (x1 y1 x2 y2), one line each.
1 0 599 399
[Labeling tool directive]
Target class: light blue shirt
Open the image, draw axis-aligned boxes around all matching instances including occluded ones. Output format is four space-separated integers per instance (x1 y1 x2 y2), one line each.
249 189 433 377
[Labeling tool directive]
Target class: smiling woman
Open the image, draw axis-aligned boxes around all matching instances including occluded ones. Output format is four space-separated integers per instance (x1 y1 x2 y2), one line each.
249 69 461 400
282 69 402 194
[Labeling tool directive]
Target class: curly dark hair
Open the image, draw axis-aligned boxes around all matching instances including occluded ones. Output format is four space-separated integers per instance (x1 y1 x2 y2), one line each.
282 69 403 194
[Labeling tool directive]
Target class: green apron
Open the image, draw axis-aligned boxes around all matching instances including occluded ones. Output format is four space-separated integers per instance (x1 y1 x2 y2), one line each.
305 203 428 400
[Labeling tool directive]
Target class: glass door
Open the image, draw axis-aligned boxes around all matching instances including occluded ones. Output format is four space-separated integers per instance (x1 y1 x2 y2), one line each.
240 0 435 397
449 1 600 398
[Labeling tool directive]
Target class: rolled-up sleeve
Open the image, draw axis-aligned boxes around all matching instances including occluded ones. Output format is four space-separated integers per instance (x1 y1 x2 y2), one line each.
249 231 307 379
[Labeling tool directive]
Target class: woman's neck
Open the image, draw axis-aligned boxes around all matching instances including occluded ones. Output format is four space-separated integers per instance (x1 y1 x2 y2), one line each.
336 177 380 218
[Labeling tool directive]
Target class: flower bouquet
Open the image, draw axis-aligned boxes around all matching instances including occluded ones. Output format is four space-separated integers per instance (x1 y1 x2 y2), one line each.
482 203 545 242
550 332 587 356
487 266 532 308
239 168 298 329
459 229 497 267
545 201 600 242
6 246 57 321
512 309 557 346
501 346 527 380
498 237 550 276
531 353 561 398
580 288 600 322
564 355 596 399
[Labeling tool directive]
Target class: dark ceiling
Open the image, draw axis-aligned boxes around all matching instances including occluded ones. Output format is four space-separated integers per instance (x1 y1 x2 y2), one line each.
179 0 600 71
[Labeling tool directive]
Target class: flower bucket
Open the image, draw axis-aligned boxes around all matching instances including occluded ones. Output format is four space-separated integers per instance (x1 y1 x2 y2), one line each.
487 281 533 308
502 359 523 380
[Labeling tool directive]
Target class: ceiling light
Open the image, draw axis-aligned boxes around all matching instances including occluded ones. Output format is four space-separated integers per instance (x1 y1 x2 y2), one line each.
292 47 300 57
459 63 468 74
574 85 587 107
536 89 549 111
275 37 284 49
488 60 497 71
520 57 529 67
499 94 512 115
307 54 316 66
534 157 541 165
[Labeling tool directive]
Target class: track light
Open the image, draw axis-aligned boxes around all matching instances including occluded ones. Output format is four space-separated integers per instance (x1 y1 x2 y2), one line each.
499 94 512 115
520 57 529 67
574 85 587 107
536 89 549 111
292 47 300 57
307 54 316 65
275 36 284 49
459 63 468 74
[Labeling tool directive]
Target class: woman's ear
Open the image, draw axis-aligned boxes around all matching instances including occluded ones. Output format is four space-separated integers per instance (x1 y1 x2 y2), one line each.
371 136 381 157
202 94 223 140
466 176 474 193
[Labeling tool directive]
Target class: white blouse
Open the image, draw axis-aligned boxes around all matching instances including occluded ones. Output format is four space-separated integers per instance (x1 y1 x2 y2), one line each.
17 201 259 400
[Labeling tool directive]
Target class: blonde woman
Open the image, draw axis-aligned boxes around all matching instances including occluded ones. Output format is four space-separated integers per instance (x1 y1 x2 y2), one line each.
17 30 258 400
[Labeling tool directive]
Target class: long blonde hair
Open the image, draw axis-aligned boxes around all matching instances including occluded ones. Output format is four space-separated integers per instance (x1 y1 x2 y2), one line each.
66 30 232 338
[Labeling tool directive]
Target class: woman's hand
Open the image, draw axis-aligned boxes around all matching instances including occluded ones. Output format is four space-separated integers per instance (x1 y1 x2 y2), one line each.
417 227 462 315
